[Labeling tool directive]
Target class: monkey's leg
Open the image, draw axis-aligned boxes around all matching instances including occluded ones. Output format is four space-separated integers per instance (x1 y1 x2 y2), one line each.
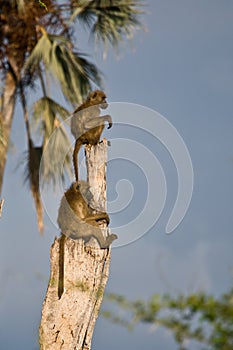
94 229 118 248
73 138 83 182
84 215 117 248
105 233 118 247
88 226 117 249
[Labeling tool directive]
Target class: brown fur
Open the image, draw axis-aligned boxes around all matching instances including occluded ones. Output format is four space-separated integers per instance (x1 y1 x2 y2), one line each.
57 181 117 248
71 90 112 181
57 181 117 298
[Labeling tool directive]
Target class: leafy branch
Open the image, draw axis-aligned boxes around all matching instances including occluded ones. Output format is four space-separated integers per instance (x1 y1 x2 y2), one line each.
103 286 233 350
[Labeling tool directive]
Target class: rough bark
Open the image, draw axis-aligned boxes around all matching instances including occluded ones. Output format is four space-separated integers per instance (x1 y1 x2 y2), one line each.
39 140 112 350
0 71 17 195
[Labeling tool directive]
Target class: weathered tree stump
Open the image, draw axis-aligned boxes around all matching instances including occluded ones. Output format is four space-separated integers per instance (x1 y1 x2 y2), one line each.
39 140 112 350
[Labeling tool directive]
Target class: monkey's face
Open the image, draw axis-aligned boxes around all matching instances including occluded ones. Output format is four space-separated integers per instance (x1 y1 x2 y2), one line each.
89 90 108 109
100 94 108 109
101 101 108 109
78 181 93 204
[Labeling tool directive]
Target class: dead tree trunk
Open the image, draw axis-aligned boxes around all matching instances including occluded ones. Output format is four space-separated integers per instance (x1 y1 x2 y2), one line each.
39 140 112 350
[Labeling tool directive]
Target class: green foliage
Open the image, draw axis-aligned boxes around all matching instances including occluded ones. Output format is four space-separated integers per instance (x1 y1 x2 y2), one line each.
24 31 102 106
31 97 69 139
0 0 144 230
103 286 233 350
30 96 72 186
70 0 144 55
37 0 48 11
39 121 73 187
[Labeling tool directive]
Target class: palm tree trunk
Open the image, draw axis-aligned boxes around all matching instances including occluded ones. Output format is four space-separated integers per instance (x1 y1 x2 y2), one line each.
39 140 112 350
0 71 17 195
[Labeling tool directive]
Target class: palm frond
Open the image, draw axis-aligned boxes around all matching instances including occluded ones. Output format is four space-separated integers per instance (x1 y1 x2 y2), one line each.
50 40 102 105
70 0 97 25
31 96 70 138
24 139 44 233
31 96 73 186
70 0 144 49
40 122 73 188
24 32 102 106
23 33 53 72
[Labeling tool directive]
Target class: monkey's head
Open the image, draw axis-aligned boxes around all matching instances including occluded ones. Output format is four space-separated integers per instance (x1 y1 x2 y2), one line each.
69 181 93 204
88 90 108 110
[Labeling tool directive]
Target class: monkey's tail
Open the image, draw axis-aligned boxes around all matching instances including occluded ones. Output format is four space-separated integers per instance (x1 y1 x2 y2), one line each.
73 139 82 182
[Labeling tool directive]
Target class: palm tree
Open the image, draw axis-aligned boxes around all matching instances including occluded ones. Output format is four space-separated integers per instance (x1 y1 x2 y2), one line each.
0 0 144 231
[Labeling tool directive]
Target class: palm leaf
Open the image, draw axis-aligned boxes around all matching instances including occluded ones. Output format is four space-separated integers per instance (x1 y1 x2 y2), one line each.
24 139 44 233
24 32 102 106
31 96 70 137
70 0 144 50
31 96 73 186
50 39 102 105
40 122 73 188
23 33 52 71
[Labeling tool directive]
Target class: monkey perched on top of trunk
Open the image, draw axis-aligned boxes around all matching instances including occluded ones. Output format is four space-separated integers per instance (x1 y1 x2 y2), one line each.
71 90 112 182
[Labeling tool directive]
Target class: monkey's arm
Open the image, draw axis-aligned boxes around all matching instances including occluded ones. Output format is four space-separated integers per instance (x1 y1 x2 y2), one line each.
85 115 112 130
85 212 110 225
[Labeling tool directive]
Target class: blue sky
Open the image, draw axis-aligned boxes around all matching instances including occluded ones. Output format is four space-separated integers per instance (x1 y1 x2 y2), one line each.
1 1 233 349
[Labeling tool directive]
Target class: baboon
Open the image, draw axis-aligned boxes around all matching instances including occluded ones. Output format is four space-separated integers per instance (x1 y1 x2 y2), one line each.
57 181 117 248
71 90 112 181
57 181 117 298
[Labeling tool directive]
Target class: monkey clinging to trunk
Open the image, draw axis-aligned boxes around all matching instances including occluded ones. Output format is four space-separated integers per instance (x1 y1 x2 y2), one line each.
57 181 117 248
71 90 112 182
57 181 117 298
